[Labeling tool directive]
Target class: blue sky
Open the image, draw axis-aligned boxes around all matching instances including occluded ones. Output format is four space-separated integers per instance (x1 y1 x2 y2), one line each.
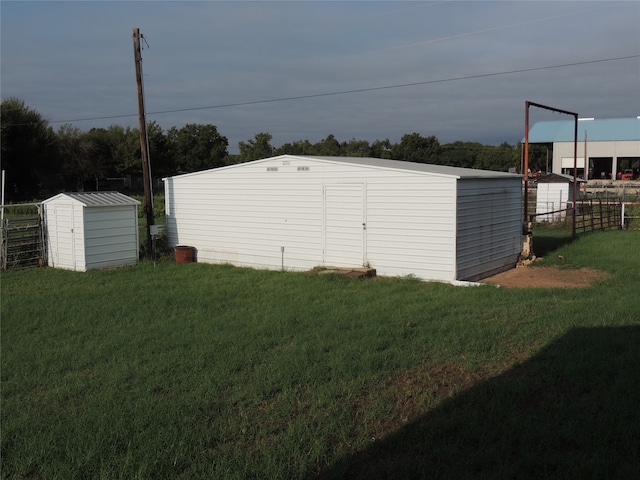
2 1 639 154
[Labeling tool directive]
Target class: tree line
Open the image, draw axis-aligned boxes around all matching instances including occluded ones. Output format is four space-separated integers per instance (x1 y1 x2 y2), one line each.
1 97 546 201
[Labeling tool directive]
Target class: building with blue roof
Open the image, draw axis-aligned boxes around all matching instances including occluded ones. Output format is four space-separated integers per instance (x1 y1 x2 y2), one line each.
527 117 640 180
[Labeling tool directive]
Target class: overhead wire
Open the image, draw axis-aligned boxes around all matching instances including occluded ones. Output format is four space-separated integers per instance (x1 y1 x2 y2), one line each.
3 54 639 127
50 54 640 124
2 1 635 127
144 55 640 114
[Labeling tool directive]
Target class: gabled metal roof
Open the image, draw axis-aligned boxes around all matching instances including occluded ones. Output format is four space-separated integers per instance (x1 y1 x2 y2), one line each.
303 156 519 178
43 192 140 207
165 155 521 180
527 117 640 143
536 173 586 184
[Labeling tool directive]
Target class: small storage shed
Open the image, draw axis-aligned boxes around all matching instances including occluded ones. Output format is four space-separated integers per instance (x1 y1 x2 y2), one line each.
535 173 585 222
163 156 523 282
42 192 140 271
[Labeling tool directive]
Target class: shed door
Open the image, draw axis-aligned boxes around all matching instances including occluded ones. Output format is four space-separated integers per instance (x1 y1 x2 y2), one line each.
52 204 76 269
324 184 365 267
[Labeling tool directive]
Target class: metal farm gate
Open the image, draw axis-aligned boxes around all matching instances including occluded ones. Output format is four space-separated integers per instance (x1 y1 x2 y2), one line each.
574 198 622 233
530 198 622 234
1 216 46 270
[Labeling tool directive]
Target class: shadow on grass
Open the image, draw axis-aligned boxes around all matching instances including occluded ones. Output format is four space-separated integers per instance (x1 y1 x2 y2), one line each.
315 327 640 479
531 225 574 256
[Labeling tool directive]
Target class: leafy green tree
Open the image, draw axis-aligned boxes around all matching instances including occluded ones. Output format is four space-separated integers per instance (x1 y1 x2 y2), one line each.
112 125 143 176
277 139 314 155
84 128 115 178
84 125 140 178
238 132 274 162
86 122 174 181
146 121 173 177
527 144 549 174
313 134 342 156
341 138 372 157
370 139 393 159
480 142 519 172
440 141 481 168
1 97 60 199
57 124 102 191
392 133 440 164
167 124 228 173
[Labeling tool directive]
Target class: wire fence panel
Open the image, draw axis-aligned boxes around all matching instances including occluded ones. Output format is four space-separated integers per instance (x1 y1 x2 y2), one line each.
1 217 45 270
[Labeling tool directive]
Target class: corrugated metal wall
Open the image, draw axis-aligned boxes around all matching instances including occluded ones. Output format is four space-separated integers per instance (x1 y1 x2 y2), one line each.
456 178 523 281
84 206 139 270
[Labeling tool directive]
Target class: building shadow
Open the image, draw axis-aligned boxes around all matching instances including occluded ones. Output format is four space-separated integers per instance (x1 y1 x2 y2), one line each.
314 326 640 479
531 230 574 256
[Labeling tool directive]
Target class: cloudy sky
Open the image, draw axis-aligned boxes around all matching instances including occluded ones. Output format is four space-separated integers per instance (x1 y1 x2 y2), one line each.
2 1 639 153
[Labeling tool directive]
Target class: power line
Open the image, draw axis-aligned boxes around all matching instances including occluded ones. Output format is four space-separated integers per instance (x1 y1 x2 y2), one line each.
4 54 639 127
146 55 639 114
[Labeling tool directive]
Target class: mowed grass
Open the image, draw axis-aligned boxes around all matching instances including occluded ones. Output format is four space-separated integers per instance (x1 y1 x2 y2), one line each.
2 230 639 479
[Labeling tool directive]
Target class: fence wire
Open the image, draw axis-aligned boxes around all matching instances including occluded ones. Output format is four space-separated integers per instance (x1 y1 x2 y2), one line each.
1 217 45 270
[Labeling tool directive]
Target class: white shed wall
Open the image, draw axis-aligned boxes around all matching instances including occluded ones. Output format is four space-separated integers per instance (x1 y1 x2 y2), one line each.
165 164 324 271
536 182 572 222
166 157 461 279
165 157 522 281
363 175 457 280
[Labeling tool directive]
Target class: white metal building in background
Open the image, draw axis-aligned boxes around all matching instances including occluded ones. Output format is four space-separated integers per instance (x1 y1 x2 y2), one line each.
535 173 585 222
42 192 140 271
164 156 523 282
527 117 640 180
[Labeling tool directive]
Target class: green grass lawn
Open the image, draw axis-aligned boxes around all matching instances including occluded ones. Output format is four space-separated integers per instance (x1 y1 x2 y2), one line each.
2 230 639 479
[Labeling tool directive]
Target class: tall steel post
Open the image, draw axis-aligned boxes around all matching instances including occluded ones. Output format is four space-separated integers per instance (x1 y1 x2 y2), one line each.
524 102 530 226
525 101 578 239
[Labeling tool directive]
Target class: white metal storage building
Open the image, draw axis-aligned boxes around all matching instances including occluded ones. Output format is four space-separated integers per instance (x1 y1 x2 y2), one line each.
163 156 523 282
535 173 584 222
42 192 140 271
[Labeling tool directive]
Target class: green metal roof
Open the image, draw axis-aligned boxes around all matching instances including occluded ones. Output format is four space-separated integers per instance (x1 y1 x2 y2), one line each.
527 117 640 143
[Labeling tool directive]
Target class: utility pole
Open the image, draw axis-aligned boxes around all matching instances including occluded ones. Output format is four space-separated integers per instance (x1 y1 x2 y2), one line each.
133 28 155 258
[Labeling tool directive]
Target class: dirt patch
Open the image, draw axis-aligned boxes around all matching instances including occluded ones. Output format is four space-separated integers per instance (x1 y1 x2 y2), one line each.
480 265 608 288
